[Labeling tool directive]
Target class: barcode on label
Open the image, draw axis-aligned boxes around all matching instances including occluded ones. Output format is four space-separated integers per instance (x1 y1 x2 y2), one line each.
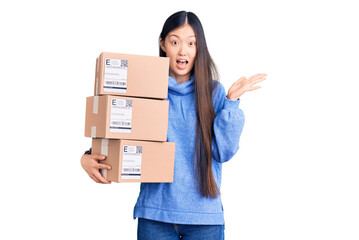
122 168 140 172
105 81 126 86
111 121 131 126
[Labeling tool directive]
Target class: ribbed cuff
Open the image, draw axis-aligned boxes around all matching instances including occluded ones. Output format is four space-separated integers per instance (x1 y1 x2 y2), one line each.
224 97 240 110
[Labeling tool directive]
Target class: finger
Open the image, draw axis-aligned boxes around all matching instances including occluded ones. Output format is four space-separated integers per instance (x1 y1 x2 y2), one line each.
248 74 266 82
249 73 267 80
250 77 266 85
89 173 100 183
253 73 267 77
91 155 106 161
96 163 112 170
247 86 262 91
238 73 266 84
93 170 111 184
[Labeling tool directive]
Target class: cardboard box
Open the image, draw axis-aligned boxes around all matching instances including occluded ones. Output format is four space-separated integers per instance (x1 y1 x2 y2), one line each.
92 138 175 183
94 52 169 99
85 95 169 141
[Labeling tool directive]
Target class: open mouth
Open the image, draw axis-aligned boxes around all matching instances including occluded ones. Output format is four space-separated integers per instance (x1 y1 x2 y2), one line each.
176 59 188 69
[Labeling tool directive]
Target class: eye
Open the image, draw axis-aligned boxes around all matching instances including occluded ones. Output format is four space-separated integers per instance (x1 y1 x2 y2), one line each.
172 41 179 45
189 42 196 46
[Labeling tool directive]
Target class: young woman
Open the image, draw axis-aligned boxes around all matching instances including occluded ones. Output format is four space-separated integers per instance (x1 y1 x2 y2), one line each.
81 11 266 239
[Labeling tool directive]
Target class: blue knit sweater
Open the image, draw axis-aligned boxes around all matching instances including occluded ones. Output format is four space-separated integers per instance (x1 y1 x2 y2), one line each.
133 75 245 225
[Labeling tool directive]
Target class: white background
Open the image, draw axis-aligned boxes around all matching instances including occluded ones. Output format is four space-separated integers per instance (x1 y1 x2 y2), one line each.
1 0 358 239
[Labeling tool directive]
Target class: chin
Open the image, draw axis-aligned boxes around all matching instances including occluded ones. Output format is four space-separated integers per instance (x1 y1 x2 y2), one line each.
170 68 192 77
173 72 191 78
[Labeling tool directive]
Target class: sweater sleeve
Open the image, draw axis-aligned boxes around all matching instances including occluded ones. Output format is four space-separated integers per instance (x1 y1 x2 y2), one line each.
211 82 245 163
84 147 92 155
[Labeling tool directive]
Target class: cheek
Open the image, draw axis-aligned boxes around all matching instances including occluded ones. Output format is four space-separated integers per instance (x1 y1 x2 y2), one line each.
167 51 177 63
190 50 197 62
168 59 178 71
170 58 177 67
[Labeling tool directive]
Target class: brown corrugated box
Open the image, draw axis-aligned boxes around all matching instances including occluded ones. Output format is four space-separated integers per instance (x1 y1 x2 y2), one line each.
85 95 169 141
92 138 175 183
94 52 169 99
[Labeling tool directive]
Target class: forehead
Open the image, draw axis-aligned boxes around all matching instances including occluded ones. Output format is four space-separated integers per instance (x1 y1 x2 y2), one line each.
168 24 196 39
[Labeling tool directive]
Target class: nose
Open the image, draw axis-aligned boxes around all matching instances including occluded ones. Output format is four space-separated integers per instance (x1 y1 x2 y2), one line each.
178 43 187 56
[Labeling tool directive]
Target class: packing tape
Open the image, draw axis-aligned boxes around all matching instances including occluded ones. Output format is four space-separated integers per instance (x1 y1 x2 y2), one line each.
100 139 109 179
96 57 99 73
101 139 109 156
91 126 96 138
93 96 99 114
95 77 98 96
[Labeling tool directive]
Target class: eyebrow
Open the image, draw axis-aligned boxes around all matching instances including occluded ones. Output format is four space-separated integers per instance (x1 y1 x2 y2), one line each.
168 34 196 38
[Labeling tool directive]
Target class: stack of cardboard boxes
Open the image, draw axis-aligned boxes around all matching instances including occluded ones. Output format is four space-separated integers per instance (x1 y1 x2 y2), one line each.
85 52 175 183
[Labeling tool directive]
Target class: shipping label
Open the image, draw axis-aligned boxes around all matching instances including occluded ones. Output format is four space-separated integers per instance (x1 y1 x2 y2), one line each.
121 145 143 180
110 98 132 133
103 58 128 93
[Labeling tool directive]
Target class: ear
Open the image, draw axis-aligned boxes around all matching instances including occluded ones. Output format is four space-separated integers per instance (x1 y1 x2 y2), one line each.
159 38 166 53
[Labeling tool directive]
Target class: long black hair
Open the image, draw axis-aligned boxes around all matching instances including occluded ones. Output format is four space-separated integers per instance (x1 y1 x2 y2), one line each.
159 11 220 198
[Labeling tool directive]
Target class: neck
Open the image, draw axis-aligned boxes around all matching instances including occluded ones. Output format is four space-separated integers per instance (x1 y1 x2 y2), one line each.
170 70 191 84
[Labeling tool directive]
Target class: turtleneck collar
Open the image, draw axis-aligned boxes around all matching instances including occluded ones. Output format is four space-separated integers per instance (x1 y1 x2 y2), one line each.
168 75 195 95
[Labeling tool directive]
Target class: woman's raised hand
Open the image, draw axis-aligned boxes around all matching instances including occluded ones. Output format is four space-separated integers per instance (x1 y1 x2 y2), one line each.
227 73 267 100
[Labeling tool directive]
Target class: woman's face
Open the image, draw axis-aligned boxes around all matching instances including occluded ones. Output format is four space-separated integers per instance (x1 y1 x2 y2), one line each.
160 24 197 82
